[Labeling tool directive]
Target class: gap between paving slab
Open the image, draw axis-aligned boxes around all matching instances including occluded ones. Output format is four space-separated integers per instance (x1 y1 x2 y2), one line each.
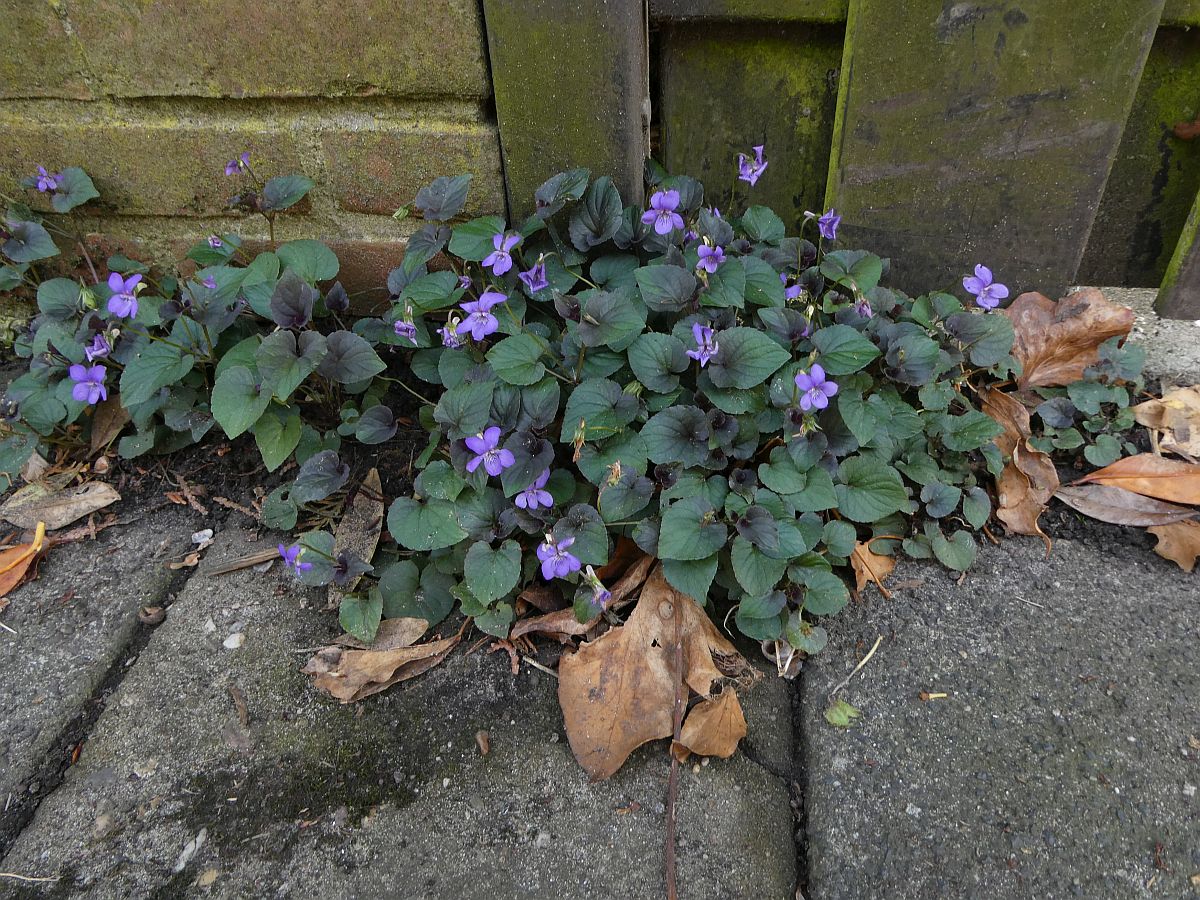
0 528 799 899
0 505 202 854
800 530 1200 900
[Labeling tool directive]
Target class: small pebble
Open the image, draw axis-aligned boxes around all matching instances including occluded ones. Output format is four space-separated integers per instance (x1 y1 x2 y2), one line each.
442 778 450 788
223 633 244 650
1184 783 1196 798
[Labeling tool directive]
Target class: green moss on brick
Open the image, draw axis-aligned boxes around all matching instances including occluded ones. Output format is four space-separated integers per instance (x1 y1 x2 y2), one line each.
659 22 843 232
1156 187 1200 317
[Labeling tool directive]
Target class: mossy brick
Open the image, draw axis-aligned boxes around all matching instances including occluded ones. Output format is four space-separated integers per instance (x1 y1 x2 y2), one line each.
1163 0 1200 25
826 0 1165 300
650 0 847 22
483 0 648 218
319 123 504 217
1156 187 1200 317
1079 27 1200 287
65 0 490 99
0 1 91 99
659 22 842 233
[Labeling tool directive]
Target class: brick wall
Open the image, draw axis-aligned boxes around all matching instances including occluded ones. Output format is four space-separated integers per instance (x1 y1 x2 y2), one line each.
0 0 506 295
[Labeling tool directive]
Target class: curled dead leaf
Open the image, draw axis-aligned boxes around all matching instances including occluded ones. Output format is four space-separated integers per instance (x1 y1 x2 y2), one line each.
301 633 459 703
980 387 1058 545
1001 289 1133 390
511 552 655 644
1076 453 1200 505
1053 484 1197 527
0 477 120 531
1146 520 1200 572
333 616 428 651
850 541 897 597
90 397 131 454
0 521 48 605
1133 385 1200 462
557 564 754 781
671 690 747 763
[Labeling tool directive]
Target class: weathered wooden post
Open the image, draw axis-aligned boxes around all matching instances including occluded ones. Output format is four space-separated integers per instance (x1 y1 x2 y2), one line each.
481 0 650 220
825 0 1165 299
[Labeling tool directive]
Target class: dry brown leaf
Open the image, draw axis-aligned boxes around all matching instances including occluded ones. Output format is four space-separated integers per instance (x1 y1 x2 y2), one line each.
333 616 428 651
1001 289 1134 389
557 565 753 781
980 387 1058 543
1133 385 1200 461
850 541 897 595
511 553 655 644
671 690 747 762
0 478 121 531
1053 484 1197 527
301 634 458 702
1075 453 1200 505
0 522 48 604
327 468 384 608
516 582 565 613
596 536 644 582
19 451 49 483
1146 520 1200 572
90 397 131 454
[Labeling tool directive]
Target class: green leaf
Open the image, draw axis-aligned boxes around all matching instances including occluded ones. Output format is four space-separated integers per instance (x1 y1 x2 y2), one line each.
810 325 880 375
731 536 788 598
119 340 195 407
413 174 472 221
3 221 58 263
929 527 976 571
1084 433 1123 467
569 176 623 251
742 206 786 243
435 380 495 439
317 330 386 384
628 332 688 394
577 430 648 485
658 495 727 561
534 168 590 218
642 406 711 467
210 365 272 439
791 465 837 512
834 456 907 522
262 484 298 530
741 256 786 307
838 391 879 446
464 540 522 603
474 602 515 637
400 271 463 312
735 602 784 640
598 469 653 522
920 480 961 518
700 259 746 308
487 334 547 386
36 278 79 320
551 504 609 567
295 531 336 586
962 486 991 529
822 520 857 557
575 289 646 351
354 405 397 444
635 265 696 312
884 333 941 386
338 593 383 644
707 327 790 390
256 330 327 400
944 311 1014 368
663 555 718 605
252 404 301 472
277 239 338 282
558 378 638 443
49 167 99 213
387 497 468 551
936 411 1004 452
449 215 506 261
261 174 314 212
825 698 861 727
758 446 807 494
820 250 883 292
801 569 849 615
292 449 350 504
414 460 466 501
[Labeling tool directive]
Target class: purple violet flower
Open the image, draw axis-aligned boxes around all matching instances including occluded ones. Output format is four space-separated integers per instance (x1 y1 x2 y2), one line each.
818 208 841 241
207 235 224 249
853 297 873 319
583 565 611 608
483 232 521 276
464 426 515 477
393 319 417 343
106 272 142 319
517 259 549 293
457 289 504 341
84 333 110 362
201 275 218 290
537 535 581 581
795 364 838 412
458 274 472 291
278 542 312 575
962 264 1009 310
641 190 685 236
68 363 107 405
696 244 725 275
224 151 251 176
439 317 464 349
686 322 720 367
737 145 768 186
35 166 58 193
710 207 722 219
515 469 553 510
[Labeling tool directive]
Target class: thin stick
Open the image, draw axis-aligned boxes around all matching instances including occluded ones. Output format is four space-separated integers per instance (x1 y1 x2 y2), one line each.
1012 595 1046 610
0 872 59 883
521 656 558 679
828 635 883 698
665 594 685 900
205 548 279 576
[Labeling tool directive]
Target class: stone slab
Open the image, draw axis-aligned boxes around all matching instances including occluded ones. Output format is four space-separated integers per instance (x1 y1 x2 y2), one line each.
0 506 198 843
1084 285 1200 384
659 22 842 233
0 2 91 100
650 0 847 22
64 0 490 100
826 0 1165 299
1078 26 1200 288
800 535 1200 900
483 0 648 218
1 529 798 898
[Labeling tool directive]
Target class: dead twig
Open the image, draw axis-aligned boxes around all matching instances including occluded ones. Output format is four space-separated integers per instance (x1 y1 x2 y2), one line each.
206 549 279 577
213 496 261 521
828 635 883 699
0 872 59 883
175 476 209 516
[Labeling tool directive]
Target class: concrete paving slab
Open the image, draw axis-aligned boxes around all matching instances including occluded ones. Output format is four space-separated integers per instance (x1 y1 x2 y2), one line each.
0 529 797 899
0 506 198 849
1082 286 1200 385
800 534 1200 900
